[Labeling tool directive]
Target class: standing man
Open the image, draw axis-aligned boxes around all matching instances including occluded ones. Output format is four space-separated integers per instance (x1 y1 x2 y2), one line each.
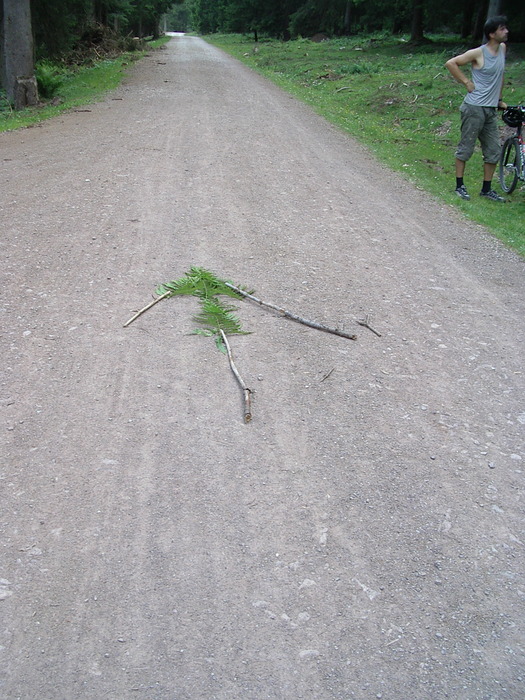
445 16 508 202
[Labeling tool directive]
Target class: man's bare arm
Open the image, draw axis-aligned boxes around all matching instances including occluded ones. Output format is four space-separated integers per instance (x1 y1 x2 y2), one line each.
445 48 483 93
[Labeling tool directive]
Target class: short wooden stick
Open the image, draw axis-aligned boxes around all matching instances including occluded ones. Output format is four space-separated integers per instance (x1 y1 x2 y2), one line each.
220 330 252 423
123 291 170 328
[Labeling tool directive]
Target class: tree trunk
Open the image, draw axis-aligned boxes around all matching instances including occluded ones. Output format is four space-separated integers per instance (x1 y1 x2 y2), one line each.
14 75 38 109
1 0 38 108
486 0 503 19
461 0 477 38
410 0 425 42
93 0 108 25
343 1 351 35
472 0 489 42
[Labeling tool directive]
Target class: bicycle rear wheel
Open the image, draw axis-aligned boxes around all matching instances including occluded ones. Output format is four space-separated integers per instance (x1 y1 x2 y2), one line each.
499 137 520 193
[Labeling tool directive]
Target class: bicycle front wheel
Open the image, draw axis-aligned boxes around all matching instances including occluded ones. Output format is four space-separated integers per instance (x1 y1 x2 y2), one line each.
499 137 520 193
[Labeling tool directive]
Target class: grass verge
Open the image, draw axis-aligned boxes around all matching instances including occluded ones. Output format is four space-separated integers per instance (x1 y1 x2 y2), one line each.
206 33 525 256
0 36 170 133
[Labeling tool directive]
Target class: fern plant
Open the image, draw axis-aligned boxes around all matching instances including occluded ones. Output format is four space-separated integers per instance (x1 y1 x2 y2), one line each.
154 267 251 351
35 61 63 99
155 267 254 421
192 297 250 352
155 266 246 302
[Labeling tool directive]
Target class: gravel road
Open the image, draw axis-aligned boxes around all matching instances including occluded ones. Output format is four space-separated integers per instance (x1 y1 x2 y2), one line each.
1 35 524 699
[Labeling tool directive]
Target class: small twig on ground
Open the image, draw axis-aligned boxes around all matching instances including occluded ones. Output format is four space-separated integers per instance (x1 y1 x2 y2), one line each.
219 330 252 423
123 291 171 327
224 283 357 341
336 86 353 92
321 368 335 382
357 314 382 337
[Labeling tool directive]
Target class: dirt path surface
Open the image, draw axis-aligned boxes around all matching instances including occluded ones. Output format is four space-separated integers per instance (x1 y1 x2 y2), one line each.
1 35 524 699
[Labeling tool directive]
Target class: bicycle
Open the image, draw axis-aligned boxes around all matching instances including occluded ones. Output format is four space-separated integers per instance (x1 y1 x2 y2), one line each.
499 104 525 194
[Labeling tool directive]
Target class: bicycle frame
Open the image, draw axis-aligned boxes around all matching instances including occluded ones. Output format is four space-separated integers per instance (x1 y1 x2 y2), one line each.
499 105 525 194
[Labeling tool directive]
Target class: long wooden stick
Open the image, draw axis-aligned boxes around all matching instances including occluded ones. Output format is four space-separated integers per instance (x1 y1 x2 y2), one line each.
123 291 170 328
220 330 252 423
224 283 357 341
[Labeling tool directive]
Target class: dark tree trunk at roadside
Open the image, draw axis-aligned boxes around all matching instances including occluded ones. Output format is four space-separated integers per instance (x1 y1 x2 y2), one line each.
486 0 503 19
472 0 489 42
343 1 351 35
410 0 425 42
0 0 38 108
461 0 477 38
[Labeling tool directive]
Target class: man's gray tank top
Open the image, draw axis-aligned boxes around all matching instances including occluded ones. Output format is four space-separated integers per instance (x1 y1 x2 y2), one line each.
464 44 505 108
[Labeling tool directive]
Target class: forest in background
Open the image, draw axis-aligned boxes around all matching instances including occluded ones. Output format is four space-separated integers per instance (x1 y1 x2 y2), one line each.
2 0 525 68
177 0 525 42
1 0 524 110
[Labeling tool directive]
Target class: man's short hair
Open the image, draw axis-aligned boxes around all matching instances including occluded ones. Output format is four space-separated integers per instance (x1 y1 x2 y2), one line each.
484 15 508 39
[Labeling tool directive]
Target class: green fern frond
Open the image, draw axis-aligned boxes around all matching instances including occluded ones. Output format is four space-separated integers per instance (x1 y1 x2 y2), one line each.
151 268 252 343
193 298 250 336
156 267 244 300
155 270 203 298
155 280 194 297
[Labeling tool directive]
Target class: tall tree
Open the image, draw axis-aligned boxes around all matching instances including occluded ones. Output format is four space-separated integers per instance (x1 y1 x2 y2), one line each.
472 0 489 41
289 0 348 37
31 0 93 59
486 0 503 18
190 0 221 33
343 0 351 34
0 0 38 108
409 0 425 42
128 0 173 36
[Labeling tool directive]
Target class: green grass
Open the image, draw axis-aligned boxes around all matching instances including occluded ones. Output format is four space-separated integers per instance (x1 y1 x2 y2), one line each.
206 33 525 256
0 36 170 132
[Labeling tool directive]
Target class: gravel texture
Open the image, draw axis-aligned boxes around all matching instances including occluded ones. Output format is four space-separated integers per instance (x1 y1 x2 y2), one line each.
1 35 524 700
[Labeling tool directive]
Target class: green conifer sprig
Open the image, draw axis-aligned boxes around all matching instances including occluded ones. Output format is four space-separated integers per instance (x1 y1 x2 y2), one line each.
155 266 247 302
192 297 250 352
156 267 251 348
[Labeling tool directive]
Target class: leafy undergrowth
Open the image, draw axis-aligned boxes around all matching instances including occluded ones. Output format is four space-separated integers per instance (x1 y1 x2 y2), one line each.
208 33 525 256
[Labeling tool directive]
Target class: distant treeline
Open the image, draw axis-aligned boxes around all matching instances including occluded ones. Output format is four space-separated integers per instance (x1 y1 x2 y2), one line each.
12 0 525 64
182 0 524 42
